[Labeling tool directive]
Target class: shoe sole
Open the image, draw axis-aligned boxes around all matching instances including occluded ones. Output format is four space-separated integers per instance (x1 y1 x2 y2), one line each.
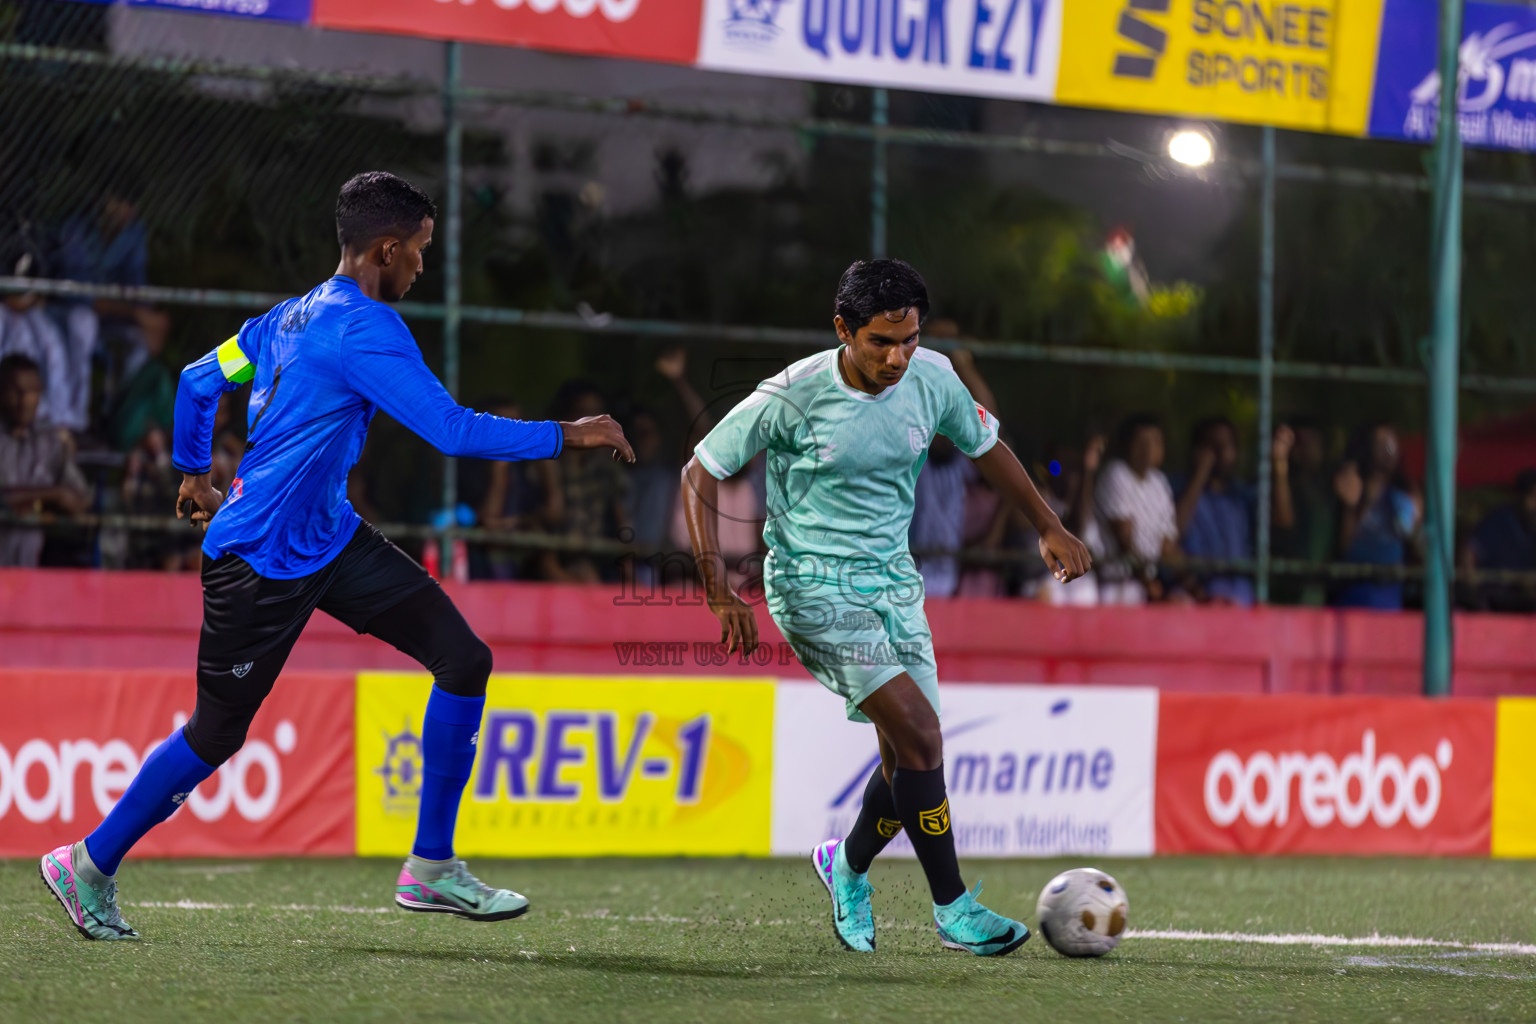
809 845 873 953
38 858 117 942
394 894 529 922
938 927 1031 957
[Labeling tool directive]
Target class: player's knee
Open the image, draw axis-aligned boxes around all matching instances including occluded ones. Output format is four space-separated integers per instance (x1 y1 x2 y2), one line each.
182 709 255 768
437 636 492 698
894 723 943 772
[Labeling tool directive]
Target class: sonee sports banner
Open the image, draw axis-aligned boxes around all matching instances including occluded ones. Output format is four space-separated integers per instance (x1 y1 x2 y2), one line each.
1056 0 1385 134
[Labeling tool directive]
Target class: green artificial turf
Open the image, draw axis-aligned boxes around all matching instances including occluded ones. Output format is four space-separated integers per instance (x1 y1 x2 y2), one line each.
4 856 1536 1023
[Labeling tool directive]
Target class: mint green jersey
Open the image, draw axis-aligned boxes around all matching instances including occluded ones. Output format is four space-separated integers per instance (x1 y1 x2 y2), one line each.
695 346 1001 570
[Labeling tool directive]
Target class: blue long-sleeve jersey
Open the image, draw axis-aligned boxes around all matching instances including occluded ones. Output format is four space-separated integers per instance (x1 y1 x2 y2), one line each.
172 275 563 579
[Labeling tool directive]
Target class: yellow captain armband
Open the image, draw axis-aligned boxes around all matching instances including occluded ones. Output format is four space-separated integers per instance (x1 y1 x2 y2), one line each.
216 336 254 384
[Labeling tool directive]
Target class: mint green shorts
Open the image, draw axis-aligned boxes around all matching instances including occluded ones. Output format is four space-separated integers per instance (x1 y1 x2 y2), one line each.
764 562 940 724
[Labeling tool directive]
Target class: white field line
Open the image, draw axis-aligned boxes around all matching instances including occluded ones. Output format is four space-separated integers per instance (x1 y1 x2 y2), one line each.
107 902 1536 955
1127 928 1536 956
130 900 391 914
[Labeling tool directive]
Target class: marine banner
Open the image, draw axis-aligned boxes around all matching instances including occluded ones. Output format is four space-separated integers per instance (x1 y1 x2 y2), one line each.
1056 0 1385 134
1156 693 1495 856
770 682 1159 858
355 674 775 857
311 0 703 65
1369 0 1536 152
696 0 1062 102
0 669 355 858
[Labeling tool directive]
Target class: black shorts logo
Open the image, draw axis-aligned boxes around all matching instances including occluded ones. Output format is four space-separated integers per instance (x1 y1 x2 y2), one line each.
233 662 253 678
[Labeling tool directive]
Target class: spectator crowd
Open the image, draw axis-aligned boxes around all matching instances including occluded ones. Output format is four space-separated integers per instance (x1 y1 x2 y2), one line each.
2 207 1534 615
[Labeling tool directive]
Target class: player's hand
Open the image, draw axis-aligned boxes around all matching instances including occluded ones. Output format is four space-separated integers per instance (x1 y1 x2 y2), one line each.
560 415 636 464
1039 523 1091 584
709 588 758 656
176 473 223 533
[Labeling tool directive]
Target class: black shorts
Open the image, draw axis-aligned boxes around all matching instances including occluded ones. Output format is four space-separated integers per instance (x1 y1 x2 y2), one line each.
198 520 435 672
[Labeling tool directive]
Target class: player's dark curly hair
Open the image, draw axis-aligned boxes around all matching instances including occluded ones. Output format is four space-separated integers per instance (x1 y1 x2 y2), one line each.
833 258 930 332
335 171 437 250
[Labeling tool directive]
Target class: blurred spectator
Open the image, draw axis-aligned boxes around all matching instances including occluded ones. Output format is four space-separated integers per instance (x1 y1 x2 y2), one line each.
1461 469 1536 613
1333 424 1420 610
104 318 175 452
1096 413 1178 604
0 239 87 433
1022 434 1105 605
51 182 170 405
626 406 674 551
474 398 553 581
541 380 629 583
1270 419 1335 606
910 346 999 597
1174 417 1255 606
120 425 199 571
0 354 89 567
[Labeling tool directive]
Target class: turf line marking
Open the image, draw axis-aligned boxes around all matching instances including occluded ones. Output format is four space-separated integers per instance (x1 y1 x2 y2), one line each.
1128 928 1536 956
130 901 391 914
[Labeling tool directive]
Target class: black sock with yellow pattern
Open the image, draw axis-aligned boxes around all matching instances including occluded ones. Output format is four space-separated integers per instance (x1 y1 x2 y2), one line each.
842 767 902 874
892 763 966 905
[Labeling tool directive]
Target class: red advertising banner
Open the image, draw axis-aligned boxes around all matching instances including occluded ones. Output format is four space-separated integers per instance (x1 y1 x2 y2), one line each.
1156 694 1495 856
311 0 702 66
0 670 354 858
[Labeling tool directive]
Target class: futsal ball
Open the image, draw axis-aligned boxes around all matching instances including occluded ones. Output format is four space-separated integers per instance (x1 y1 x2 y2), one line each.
1035 868 1128 957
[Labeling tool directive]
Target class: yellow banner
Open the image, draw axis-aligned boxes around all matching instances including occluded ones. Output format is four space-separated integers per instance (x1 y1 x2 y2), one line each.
1493 697 1536 858
1058 0 1385 134
356 674 775 857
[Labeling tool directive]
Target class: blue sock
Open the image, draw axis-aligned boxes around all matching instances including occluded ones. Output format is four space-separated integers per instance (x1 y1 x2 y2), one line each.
84 728 215 876
412 686 486 861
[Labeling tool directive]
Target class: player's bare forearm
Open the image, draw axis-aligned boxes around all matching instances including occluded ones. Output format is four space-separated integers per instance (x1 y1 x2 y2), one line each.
681 458 727 600
681 457 758 653
973 442 1091 581
973 442 1060 535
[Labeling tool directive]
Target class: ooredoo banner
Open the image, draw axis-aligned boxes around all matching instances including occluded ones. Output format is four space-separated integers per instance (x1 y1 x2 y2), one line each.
1369 0 1536 152
697 0 1062 102
0 669 355 858
1156 693 1495 856
1056 0 1384 134
771 682 1158 858
311 0 703 65
354 674 775 857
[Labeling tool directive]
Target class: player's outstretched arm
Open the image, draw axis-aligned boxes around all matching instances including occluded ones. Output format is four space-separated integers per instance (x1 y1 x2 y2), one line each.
680 456 758 654
972 441 1092 583
559 415 635 463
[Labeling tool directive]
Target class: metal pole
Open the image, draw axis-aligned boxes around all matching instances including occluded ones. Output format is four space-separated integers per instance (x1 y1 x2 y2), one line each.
441 40 464 572
1424 0 1463 697
871 87 888 258
1256 126 1276 604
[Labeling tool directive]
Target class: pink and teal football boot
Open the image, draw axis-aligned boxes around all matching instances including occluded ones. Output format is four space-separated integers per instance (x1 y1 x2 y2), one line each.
395 858 529 921
40 842 139 941
811 838 876 952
